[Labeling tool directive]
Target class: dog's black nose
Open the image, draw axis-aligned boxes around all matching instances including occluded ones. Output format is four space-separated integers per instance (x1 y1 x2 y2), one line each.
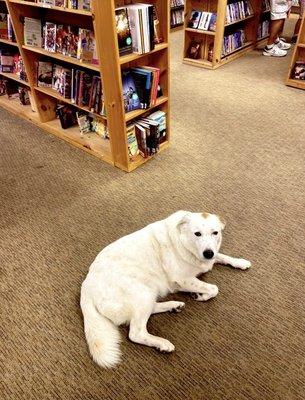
203 250 214 259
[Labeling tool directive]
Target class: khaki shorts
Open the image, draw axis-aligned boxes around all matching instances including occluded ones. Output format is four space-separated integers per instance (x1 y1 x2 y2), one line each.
270 0 290 19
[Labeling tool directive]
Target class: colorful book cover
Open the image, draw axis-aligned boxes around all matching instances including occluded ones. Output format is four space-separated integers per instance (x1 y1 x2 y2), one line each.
126 124 139 160
209 13 217 32
115 7 133 55
44 22 57 52
122 70 141 112
24 18 42 47
0 13 8 39
188 10 202 29
37 61 53 87
77 29 96 63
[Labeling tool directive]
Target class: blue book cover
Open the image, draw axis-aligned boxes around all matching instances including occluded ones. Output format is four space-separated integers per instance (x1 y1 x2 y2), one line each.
122 70 141 112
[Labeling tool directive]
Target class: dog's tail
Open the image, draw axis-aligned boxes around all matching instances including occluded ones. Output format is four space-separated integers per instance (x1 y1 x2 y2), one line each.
80 296 121 369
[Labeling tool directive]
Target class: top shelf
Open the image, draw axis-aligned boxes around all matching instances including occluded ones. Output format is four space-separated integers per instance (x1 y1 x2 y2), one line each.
8 0 92 16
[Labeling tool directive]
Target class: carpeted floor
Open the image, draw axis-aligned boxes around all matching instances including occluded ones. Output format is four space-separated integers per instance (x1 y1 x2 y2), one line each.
1 21 305 400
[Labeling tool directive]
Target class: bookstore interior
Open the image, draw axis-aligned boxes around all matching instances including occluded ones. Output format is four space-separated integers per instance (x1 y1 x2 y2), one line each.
0 0 304 171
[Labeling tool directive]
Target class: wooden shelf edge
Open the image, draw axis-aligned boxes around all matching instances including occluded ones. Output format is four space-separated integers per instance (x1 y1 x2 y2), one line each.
185 27 216 36
221 41 254 59
119 42 168 64
286 78 305 90
0 38 19 47
22 45 101 72
0 71 30 86
183 57 214 69
9 0 92 16
225 14 255 27
125 96 168 122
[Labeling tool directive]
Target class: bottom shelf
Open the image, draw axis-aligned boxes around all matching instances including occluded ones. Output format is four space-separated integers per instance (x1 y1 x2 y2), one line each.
221 41 254 59
183 57 214 69
286 78 305 90
128 140 169 172
0 95 114 166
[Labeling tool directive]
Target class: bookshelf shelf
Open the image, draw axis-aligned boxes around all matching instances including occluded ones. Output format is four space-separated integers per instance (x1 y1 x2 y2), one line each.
225 14 254 27
22 45 101 73
185 27 216 36
119 42 168 64
34 86 107 121
286 11 305 90
0 0 170 172
0 71 29 86
9 0 92 16
0 38 18 47
125 96 168 122
170 1 184 31
183 0 268 69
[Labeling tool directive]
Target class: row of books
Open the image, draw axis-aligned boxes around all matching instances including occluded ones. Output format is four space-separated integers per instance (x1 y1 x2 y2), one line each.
116 4 159 56
293 61 305 80
257 20 269 39
0 13 15 41
222 29 246 56
188 11 217 32
36 61 105 115
35 0 91 10
24 18 98 64
127 110 166 160
170 9 184 27
226 1 254 24
0 77 32 105
171 0 184 7
0 50 27 81
122 67 162 113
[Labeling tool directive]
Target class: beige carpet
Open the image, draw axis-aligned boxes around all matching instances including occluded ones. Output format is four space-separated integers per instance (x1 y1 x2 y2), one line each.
1 21 305 400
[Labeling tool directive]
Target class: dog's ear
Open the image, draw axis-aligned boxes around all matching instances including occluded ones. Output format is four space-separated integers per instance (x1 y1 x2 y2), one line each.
217 215 226 230
167 210 192 232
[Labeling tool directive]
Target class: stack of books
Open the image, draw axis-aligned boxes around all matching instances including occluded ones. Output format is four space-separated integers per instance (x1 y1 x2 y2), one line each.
36 61 105 115
115 4 163 56
293 61 305 80
36 0 91 10
257 20 269 39
226 1 254 24
222 29 246 55
0 76 31 105
122 67 162 113
0 50 27 81
0 13 15 41
24 18 98 64
188 10 217 32
170 0 185 27
127 110 167 160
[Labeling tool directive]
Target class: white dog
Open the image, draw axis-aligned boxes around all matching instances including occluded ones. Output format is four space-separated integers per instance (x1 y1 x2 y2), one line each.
80 211 251 368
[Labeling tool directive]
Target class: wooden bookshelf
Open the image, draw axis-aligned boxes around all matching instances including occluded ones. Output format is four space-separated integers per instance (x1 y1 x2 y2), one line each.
183 0 270 69
286 11 305 90
0 0 171 172
170 1 185 31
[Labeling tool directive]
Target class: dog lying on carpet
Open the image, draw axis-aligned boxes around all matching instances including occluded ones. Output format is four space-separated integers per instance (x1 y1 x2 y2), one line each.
80 211 251 368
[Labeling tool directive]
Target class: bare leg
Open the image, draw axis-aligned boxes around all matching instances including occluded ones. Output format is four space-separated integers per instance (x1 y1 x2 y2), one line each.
177 277 218 301
267 19 285 45
152 301 185 314
215 253 251 270
129 307 175 353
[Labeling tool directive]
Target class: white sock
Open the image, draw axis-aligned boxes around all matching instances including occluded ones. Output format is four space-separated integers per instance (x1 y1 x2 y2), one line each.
266 44 274 50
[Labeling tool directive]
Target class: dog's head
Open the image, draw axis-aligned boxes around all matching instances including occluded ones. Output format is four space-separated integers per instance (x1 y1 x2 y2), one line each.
172 211 225 262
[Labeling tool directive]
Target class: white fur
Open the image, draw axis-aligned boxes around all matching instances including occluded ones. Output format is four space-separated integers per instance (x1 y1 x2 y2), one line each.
80 211 251 368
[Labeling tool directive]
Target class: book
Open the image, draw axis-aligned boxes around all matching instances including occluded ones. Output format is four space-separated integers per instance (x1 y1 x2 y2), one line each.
56 105 77 129
0 13 8 39
186 41 201 59
126 124 139 160
44 22 57 52
37 61 53 87
188 10 202 29
24 18 42 47
76 111 91 134
77 29 96 63
294 61 305 80
115 7 133 56
122 70 141 112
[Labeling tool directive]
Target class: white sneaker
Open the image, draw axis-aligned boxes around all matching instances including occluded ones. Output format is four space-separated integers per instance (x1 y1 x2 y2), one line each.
275 38 291 50
263 45 287 57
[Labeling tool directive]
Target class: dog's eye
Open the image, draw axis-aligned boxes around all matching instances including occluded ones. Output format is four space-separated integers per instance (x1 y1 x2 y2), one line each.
194 232 202 237
212 231 219 236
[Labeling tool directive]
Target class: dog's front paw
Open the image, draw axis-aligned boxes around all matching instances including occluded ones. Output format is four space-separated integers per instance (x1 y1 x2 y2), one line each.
233 259 251 270
191 284 219 301
156 339 175 353
169 301 185 313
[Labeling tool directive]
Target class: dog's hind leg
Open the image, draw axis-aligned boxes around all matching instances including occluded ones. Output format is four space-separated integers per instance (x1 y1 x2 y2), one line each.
152 301 185 314
129 302 175 353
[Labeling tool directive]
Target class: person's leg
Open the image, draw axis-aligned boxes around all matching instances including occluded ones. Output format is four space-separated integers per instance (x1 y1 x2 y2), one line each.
267 18 286 45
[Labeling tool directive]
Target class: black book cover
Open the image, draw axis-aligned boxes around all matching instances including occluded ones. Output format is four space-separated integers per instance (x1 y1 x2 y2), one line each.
57 105 77 129
115 8 133 55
